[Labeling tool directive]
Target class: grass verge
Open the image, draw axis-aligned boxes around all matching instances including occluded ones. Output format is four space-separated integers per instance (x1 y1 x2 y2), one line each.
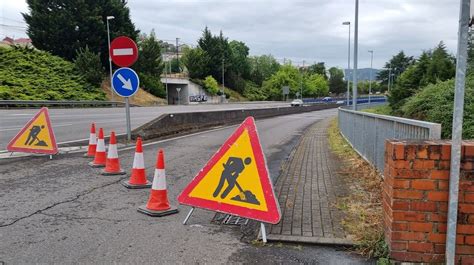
328 118 389 263
361 105 392 115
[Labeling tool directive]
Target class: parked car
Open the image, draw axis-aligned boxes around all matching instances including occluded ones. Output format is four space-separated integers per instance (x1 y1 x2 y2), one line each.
322 97 332 102
336 100 345 104
290 99 303 106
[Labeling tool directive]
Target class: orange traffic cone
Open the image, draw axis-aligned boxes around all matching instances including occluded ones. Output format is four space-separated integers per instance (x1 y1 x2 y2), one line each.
101 131 125 175
138 149 178 216
121 137 151 188
89 128 106 167
84 123 97 157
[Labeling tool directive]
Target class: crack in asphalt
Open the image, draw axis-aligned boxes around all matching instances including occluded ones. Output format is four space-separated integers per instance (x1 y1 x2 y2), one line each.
0 176 128 228
39 212 127 223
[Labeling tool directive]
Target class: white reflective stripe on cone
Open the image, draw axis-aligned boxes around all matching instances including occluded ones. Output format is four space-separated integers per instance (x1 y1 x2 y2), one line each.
132 152 144 169
89 133 97 144
107 144 118 159
152 169 166 190
96 139 106 152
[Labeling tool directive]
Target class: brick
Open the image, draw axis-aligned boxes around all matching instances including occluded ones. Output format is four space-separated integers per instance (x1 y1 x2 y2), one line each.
391 241 407 251
392 222 408 231
406 145 417 160
411 201 437 212
438 160 451 170
465 145 474 158
457 235 465 245
460 181 474 192
409 222 433 232
392 201 410 210
390 251 424 263
393 212 426 222
461 256 474 264
430 213 447 222
428 233 446 243
408 242 434 253
394 160 410 169
413 159 436 170
456 245 474 255
394 144 405 160
417 146 429 159
439 202 448 212
465 236 474 245
394 190 424 200
431 170 450 180
391 231 425 241
412 180 436 190
458 224 474 235
463 162 474 171
459 203 474 214
427 191 449 202
393 180 411 189
438 180 449 190
441 144 452 160
464 193 474 202
429 145 442 160
433 244 445 254
437 224 447 233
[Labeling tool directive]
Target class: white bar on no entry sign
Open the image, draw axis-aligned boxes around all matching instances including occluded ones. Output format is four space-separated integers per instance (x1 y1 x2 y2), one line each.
113 48 134 56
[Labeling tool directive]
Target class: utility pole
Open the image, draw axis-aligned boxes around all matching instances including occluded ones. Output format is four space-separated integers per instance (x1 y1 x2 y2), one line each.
352 0 359 110
388 66 392 92
106 16 115 102
368 50 373 104
342 21 351 106
300 60 305 99
164 47 168 104
176 38 180 73
446 0 470 264
222 58 225 103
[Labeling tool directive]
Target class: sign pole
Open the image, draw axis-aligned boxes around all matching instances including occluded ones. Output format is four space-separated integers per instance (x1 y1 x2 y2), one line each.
183 207 195 225
446 0 470 263
260 223 267 243
125 97 132 142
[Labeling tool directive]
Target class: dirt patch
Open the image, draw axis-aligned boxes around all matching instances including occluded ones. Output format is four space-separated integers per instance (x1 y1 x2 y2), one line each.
101 80 166 106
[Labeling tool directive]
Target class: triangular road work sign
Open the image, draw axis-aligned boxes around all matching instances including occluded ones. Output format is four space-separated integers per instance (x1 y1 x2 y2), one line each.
7 107 58 155
178 116 281 224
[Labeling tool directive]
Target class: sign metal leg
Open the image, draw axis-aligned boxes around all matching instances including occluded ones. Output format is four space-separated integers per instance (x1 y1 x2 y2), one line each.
183 207 194 225
125 97 131 142
260 222 267 243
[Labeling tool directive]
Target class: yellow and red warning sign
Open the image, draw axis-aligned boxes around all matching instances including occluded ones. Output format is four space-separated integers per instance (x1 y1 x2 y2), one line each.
7 107 58 155
178 116 281 224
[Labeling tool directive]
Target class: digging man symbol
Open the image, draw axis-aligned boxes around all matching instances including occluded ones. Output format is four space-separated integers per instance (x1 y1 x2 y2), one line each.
212 156 260 205
24 125 47 147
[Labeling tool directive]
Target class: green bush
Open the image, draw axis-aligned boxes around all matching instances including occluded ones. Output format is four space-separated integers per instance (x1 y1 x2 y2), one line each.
139 73 166 98
0 46 105 100
203 75 220 95
401 76 474 138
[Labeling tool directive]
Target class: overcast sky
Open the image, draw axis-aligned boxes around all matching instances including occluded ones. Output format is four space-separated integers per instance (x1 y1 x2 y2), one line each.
0 0 460 69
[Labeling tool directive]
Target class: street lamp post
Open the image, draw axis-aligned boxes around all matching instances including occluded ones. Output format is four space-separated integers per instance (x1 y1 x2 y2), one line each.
106 16 115 103
368 50 374 104
221 58 225 103
388 66 392 92
352 0 359 110
342 21 351 106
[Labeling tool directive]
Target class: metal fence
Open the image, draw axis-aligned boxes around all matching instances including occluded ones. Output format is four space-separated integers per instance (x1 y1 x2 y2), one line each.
338 107 442 173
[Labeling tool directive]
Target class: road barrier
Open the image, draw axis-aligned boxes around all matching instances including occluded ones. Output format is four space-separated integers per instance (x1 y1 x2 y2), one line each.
133 104 340 140
0 100 137 108
338 107 441 173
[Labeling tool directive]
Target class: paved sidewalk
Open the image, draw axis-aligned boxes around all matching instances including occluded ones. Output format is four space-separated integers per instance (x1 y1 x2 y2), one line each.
267 118 352 245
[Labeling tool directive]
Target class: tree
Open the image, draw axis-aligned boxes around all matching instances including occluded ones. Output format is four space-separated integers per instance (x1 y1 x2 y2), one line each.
74 46 104 86
262 64 300 99
424 42 455 84
304 74 329 97
377 51 415 86
23 0 138 67
182 47 210 79
248 55 280 86
226 40 250 93
134 30 165 97
328 67 346 95
307 62 327 79
197 27 231 83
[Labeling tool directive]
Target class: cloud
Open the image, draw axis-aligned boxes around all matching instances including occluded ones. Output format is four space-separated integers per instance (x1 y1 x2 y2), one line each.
1 0 460 69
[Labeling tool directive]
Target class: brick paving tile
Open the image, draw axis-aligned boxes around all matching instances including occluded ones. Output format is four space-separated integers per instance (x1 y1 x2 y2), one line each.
268 118 352 245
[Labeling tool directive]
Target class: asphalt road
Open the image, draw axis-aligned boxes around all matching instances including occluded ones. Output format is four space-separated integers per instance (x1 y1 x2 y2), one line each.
0 109 373 264
0 102 289 150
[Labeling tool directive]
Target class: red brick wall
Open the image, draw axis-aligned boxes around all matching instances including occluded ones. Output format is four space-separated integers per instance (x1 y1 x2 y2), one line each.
384 140 474 264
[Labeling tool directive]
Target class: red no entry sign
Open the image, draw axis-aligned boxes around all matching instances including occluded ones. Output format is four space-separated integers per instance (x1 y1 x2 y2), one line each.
110 36 138 67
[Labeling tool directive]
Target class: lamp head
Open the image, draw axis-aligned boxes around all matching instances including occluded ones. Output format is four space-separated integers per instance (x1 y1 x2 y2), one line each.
342 21 350 25
107 16 115 20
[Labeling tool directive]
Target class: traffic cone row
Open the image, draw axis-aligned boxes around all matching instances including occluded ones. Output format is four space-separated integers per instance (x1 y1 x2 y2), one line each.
85 123 178 217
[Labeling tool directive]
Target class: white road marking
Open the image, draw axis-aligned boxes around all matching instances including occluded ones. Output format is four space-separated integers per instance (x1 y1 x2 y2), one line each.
0 123 73 132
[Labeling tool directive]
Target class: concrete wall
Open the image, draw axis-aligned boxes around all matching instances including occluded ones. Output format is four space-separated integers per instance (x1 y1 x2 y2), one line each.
132 104 339 140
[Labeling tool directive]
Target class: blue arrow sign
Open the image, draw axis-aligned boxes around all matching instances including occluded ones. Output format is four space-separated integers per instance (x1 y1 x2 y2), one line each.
112 67 140 97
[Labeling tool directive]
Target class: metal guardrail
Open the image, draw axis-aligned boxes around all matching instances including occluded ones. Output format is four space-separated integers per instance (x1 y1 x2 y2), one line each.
338 107 442 173
0 100 135 108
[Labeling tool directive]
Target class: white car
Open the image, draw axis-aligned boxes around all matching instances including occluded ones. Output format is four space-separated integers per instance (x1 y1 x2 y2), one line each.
291 99 303 106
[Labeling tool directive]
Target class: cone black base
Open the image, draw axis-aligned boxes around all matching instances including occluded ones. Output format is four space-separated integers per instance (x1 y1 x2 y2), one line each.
137 205 178 217
89 162 105 168
101 169 126 176
121 180 152 189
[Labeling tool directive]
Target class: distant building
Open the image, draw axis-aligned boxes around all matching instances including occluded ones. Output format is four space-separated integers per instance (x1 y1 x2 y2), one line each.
0 37 33 47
